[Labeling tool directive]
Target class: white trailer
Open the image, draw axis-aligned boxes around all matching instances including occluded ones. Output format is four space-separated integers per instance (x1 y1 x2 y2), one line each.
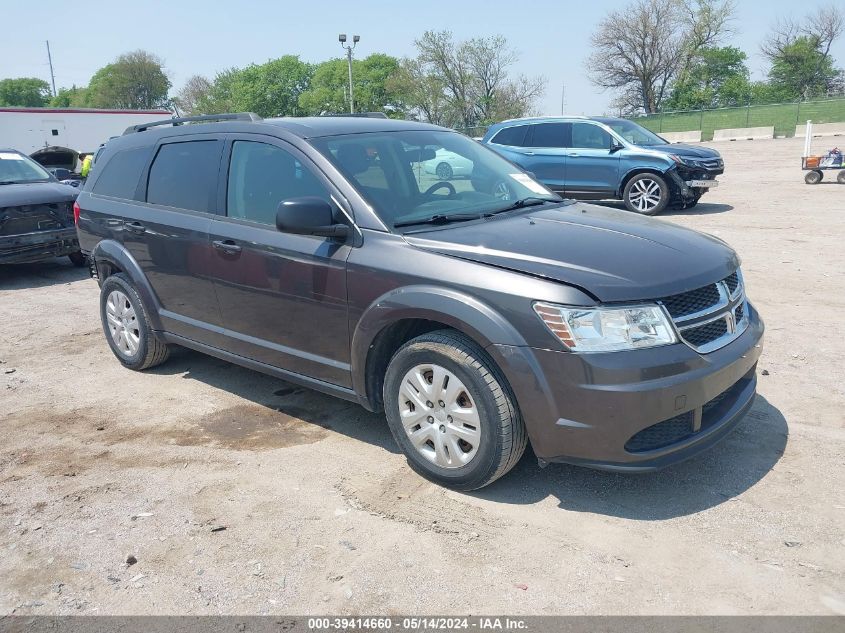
0 107 171 157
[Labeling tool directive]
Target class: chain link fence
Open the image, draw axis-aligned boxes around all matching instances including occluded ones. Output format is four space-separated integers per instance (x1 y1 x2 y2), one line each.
633 98 845 141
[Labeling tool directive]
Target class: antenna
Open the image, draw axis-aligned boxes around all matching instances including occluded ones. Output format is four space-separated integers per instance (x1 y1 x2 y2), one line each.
46 40 57 98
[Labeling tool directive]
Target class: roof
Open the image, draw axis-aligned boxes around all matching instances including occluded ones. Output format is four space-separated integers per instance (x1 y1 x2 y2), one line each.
499 115 590 124
261 116 447 138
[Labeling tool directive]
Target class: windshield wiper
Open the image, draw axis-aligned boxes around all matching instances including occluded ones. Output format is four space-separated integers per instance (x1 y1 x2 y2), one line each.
484 196 556 216
394 212 482 228
0 181 20 185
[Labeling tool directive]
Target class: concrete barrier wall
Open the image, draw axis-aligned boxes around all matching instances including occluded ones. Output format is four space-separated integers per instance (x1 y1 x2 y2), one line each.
660 130 702 143
711 126 774 141
795 122 845 138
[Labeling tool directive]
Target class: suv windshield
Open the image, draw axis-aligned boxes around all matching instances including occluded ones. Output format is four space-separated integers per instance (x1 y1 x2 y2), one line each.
596 119 668 146
309 130 560 230
0 151 52 184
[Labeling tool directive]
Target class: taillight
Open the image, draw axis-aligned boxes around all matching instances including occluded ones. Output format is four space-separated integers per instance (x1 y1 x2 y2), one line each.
73 201 81 225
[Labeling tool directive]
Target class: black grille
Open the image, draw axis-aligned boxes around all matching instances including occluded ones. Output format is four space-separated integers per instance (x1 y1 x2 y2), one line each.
625 412 694 452
660 283 721 318
681 318 728 347
734 302 744 322
725 272 739 295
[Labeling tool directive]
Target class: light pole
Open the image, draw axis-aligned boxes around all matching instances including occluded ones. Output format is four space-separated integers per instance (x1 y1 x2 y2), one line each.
339 33 360 113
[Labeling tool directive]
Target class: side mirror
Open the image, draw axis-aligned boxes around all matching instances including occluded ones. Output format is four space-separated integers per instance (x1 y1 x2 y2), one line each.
276 197 350 239
609 141 624 153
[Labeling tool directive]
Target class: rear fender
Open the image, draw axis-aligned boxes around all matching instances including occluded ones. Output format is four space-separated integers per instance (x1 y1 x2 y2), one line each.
91 239 163 331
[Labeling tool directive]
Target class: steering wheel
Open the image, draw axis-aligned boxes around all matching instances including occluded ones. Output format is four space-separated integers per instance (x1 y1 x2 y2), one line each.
422 181 456 199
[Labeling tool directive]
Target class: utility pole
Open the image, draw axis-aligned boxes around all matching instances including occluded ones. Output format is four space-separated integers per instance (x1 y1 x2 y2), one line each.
560 82 566 115
46 40 57 98
338 33 360 113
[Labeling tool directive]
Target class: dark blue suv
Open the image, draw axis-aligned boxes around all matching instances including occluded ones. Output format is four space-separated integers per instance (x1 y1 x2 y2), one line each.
482 116 724 215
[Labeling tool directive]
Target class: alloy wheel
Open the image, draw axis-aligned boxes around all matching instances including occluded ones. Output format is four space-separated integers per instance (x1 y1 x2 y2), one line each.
397 363 481 469
492 180 512 201
628 178 662 212
105 290 140 357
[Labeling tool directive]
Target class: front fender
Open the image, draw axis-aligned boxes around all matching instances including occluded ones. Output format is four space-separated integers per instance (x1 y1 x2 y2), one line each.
350 285 530 401
92 240 163 331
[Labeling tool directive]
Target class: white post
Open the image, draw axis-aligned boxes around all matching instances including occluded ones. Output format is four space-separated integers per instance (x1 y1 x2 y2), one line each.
803 120 812 158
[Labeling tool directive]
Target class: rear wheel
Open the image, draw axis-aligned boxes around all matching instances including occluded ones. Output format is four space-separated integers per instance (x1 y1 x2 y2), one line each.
623 173 669 215
805 170 823 185
383 330 527 490
435 162 454 180
99 273 169 371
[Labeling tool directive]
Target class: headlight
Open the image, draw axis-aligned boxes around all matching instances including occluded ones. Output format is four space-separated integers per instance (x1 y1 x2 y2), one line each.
533 302 677 352
669 154 694 166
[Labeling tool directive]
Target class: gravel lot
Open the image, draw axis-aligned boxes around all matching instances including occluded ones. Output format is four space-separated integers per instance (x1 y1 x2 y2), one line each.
1 136 843 615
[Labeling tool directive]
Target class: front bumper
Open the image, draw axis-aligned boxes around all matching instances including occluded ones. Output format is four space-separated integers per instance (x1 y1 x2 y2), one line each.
492 303 764 470
0 227 80 264
667 165 724 202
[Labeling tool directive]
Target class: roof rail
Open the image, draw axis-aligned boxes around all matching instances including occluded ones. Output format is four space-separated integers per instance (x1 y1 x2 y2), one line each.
123 112 263 134
320 112 388 119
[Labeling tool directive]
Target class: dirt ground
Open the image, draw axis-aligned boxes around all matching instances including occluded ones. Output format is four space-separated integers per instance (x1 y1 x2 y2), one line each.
1 136 843 616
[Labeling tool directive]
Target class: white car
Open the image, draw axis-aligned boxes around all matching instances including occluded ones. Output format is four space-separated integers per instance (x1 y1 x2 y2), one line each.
423 149 474 180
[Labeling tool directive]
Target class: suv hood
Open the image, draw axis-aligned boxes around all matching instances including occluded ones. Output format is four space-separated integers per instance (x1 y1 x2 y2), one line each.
646 143 721 159
404 203 739 302
0 181 78 208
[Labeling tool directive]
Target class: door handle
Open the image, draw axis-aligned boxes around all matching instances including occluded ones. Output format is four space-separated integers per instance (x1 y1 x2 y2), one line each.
568 153 579 157
124 221 146 234
212 239 242 254
523 151 535 156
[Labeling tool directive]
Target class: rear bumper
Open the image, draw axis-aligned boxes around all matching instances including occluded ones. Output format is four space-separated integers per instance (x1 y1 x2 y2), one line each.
0 228 79 264
492 304 764 469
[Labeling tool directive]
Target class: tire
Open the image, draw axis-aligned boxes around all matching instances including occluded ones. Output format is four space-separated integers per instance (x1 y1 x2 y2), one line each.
623 173 670 215
805 170 823 185
99 273 170 371
837 170 845 184
435 162 453 180
67 251 87 267
383 330 527 490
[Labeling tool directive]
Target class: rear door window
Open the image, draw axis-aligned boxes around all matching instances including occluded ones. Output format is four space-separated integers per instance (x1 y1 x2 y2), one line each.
146 140 222 212
526 123 568 148
91 146 150 199
491 125 528 147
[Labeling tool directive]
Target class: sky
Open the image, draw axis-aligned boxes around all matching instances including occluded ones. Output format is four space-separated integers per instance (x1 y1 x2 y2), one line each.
5 0 844 116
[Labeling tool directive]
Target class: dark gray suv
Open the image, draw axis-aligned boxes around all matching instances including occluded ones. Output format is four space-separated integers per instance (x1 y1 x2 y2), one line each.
75 113 764 490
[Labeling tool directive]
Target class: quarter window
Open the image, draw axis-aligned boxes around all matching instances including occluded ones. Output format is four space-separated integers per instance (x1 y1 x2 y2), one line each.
147 141 221 212
491 125 528 147
91 146 150 200
570 123 613 149
226 141 329 226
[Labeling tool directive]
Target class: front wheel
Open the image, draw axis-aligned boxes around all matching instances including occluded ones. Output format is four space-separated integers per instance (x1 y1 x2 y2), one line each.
67 251 87 267
383 330 527 490
837 170 845 184
623 173 670 215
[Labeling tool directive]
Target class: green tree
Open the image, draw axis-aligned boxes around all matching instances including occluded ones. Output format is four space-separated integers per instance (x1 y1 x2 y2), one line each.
223 56 313 117
87 50 171 109
399 31 544 129
665 46 751 109
49 85 89 107
298 53 404 116
768 36 843 99
0 77 52 107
